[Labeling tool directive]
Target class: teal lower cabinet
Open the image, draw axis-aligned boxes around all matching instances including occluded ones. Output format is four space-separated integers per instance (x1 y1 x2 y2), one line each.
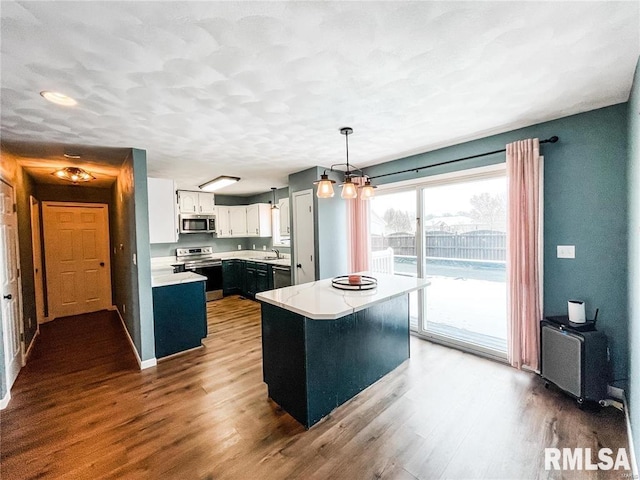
244 261 257 298
222 259 243 296
256 263 272 294
223 259 276 299
152 280 207 359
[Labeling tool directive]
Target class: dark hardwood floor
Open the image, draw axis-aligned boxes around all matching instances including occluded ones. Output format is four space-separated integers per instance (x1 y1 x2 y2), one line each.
0 296 629 479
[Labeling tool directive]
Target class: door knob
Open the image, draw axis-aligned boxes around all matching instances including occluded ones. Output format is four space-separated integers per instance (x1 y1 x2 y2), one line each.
296 264 302 268
100 262 105 267
3 294 12 300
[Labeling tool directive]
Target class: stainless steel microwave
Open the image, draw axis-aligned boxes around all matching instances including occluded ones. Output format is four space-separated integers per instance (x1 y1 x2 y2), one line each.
179 214 216 234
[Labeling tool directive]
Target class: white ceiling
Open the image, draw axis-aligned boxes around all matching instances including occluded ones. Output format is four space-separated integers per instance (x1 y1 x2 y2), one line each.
1 1 638 195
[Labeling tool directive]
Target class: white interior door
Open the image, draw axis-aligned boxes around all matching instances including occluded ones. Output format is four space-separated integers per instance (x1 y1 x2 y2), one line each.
30 197 45 323
292 190 315 284
43 203 112 319
1 181 23 390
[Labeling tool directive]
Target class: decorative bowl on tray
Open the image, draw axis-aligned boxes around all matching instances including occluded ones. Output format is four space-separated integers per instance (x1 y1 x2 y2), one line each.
331 275 377 291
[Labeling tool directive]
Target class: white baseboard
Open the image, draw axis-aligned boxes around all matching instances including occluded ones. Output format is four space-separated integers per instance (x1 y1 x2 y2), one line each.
141 358 157 369
622 392 639 479
607 385 625 401
113 307 156 371
24 326 39 362
606 385 638 477
0 390 11 410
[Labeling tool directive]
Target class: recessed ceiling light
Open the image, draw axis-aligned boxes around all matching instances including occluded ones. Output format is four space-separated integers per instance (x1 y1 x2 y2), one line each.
40 91 77 106
199 176 240 192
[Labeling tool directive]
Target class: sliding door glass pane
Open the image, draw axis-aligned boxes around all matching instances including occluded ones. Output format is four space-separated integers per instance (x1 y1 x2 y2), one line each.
369 190 419 329
422 175 507 354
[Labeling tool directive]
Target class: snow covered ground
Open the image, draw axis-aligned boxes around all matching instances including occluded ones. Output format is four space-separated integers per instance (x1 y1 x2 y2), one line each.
408 273 507 352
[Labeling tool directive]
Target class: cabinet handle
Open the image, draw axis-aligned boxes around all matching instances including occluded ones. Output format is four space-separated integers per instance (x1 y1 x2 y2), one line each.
287 227 289 233
296 264 302 268
256 228 258 234
3 294 12 300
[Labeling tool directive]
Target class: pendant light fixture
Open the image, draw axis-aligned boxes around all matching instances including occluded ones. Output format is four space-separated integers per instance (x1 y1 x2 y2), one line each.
314 127 375 200
271 187 279 209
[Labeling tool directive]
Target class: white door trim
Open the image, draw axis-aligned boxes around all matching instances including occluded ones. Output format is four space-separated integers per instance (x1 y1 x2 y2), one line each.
292 189 315 285
0 178 24 393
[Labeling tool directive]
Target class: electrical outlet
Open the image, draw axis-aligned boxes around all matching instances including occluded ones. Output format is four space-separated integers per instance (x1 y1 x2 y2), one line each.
237 245 241 250
557 245 575 259
253 244 256 250
133 253 137 265
263 245 266 251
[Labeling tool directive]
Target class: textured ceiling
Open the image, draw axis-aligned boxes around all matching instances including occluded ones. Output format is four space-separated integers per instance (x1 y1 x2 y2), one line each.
1 1 638 195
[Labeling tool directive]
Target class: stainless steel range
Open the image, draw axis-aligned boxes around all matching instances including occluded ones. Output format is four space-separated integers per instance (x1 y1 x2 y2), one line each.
176 247 223 301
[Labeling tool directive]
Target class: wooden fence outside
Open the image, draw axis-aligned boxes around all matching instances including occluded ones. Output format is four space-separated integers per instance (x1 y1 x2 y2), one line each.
371 230 506 261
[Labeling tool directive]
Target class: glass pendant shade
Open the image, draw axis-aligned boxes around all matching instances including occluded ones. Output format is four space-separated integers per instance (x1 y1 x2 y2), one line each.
360 181 375 200
315 174 335 198
341 178 358 199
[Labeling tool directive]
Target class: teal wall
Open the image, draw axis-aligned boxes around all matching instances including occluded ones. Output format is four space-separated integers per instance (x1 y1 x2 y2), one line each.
15 169 38 350
627 56 640 471
111 149 155 362
132 149 155 361
289 167 348 280
364 104 629 382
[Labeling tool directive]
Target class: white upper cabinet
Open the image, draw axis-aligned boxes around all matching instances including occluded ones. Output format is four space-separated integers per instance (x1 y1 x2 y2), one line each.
198 193 216 214
216 207 231 237
229 206 248 237
216 203 272 238
246 203 272 237
177 190 215 214
147 178 179 244
278 198 290 237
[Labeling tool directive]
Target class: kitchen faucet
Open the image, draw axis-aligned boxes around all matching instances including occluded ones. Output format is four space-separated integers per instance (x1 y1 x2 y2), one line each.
272 249 281 259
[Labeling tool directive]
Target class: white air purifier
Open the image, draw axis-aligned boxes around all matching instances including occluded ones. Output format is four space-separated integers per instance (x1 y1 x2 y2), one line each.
568 300 586 323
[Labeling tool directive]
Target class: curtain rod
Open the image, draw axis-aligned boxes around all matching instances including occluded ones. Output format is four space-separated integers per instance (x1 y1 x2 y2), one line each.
367 136 559 181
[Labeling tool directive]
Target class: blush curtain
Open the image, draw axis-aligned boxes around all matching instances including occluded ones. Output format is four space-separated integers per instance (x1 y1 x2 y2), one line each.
506 138 543 371
348 177 371 273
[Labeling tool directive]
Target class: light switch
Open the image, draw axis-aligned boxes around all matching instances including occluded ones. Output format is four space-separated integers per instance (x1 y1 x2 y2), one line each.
133 253 137 265
557 245 575 259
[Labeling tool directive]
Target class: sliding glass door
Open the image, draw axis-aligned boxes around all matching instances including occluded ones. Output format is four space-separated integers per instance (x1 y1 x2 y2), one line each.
369 168 508 359
369 189 420 328
420 174 507 358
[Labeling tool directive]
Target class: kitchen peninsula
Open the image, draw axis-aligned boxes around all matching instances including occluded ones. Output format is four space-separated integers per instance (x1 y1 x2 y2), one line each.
256 273 430 428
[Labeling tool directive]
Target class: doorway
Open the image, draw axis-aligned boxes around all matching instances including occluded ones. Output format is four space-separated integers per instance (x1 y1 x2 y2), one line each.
292 190 315 284
42 202 112 319
1 180 23 391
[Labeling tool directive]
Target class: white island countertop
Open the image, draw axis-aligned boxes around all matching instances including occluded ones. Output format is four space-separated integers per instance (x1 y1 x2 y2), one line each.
152 271 207 288
255 272 429 320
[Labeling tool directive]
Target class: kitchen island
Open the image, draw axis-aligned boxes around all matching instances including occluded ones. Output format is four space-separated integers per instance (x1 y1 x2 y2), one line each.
256 272 429 428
